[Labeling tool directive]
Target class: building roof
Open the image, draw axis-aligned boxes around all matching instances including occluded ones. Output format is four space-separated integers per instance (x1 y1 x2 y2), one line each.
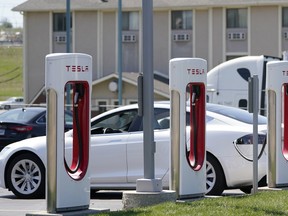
92 72 169 98
13 0 288 12
31 72 169 104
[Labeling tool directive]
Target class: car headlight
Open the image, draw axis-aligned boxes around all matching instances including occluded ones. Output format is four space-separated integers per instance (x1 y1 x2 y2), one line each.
233 133 266 145
233 133 267 162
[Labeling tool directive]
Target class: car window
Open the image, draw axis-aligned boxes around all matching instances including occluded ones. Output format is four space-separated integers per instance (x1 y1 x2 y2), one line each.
35 112 72 126
206 104 267 124
36 114 46 124
155 109 170 129
91 109 138 132
65 112 73 126
0 109 40 123
150 109 216 130
136 108 170 131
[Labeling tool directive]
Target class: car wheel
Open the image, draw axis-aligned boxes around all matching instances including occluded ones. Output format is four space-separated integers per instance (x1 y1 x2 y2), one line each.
6 153 45 199
206 154 225 195
4 105 10 110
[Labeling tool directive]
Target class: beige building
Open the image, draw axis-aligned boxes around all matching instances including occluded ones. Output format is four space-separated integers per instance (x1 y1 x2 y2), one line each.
13 0 288 112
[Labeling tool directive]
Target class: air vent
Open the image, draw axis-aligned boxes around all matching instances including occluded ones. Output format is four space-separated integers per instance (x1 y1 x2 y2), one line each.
122 34 137 43
55 35 67 43
228 32 246 41
284 32 288 40
173 34 190 42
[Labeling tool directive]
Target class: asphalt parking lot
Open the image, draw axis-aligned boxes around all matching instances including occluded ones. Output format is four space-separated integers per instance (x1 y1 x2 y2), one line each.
0 188 123 216
0 187 247 216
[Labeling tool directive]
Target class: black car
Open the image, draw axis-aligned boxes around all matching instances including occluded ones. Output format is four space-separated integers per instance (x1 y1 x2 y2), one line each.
0 107 73 150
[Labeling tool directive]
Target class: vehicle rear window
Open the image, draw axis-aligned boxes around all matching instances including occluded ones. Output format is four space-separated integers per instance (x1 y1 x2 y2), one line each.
0 109 41 123
207 104 267 124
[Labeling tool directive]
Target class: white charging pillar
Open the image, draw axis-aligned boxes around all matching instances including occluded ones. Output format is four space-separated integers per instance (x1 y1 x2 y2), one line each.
169 58 206 198
45 53 92 213
267 59 288 187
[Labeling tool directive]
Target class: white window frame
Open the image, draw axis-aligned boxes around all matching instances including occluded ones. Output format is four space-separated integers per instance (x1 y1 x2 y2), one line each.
111 99 125 110
126 99 138 105
95 99 109 112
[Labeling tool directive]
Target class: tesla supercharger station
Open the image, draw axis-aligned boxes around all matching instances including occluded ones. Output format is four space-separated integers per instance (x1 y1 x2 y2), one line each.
169 58 206 198
267 60 288 188
45 53 92 213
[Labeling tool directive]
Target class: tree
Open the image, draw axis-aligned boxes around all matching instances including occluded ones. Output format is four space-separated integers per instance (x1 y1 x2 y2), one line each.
0 18 13 29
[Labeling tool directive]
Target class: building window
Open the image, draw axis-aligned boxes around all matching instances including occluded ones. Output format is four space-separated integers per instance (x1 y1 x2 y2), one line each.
53 13 72 32
112 100 119 109
96 100 108 113
171 10 192 30
126 99 138 105
283 7 288 27
111 99 124 109
122 12 139 30
226 9 247 28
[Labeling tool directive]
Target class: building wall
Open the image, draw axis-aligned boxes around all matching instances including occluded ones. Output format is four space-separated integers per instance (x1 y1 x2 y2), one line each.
154 11 169 75
91 78 168 115
195 9 209 61
250 6 279 56
102 12 116 77
211 8 224 67
23 4 288 104
74 11 99 80
24 12 50 103
122 29 140 72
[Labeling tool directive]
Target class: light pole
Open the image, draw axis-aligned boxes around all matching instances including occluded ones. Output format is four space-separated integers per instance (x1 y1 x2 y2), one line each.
141 0 156 183
65 0 71 109
66 0 70 53
117 0 122 105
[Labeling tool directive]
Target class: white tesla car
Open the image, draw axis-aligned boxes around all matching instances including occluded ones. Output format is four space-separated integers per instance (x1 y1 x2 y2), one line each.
0 102 267 198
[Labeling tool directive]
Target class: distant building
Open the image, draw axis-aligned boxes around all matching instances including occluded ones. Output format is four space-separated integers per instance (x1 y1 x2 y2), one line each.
13 0 288 111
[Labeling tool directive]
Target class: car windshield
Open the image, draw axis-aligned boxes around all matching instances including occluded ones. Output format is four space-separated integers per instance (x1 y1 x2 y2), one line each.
206 103 267 124
0 109 41 123
7 98 15 102
91 110 139 132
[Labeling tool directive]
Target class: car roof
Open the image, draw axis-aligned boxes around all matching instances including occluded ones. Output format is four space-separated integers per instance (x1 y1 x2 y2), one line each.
91 101 267 125
8 107 46 112
0 107 47 117
4 107 72 114
92 101 248 113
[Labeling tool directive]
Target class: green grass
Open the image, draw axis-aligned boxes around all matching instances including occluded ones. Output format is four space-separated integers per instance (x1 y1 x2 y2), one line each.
0 46 23 100
96 190 288 216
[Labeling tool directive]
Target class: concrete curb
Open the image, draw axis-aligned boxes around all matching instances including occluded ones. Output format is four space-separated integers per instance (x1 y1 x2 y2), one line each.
122 190 176 209
25 208 109 216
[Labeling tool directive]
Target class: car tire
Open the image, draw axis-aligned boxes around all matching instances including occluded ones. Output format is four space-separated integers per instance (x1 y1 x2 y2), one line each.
4 105 10 110
6 153 45 199
206 154 225 195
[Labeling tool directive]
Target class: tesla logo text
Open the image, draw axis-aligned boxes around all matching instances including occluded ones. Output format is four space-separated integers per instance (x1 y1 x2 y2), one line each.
187 68 205 75
283 71 288 76
66 65 89 72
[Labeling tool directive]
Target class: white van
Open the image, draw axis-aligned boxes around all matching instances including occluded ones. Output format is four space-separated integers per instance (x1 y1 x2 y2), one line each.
207 55 280 115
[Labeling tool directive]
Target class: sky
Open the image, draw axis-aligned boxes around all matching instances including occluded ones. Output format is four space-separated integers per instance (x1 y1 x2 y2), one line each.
0 0 26 28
